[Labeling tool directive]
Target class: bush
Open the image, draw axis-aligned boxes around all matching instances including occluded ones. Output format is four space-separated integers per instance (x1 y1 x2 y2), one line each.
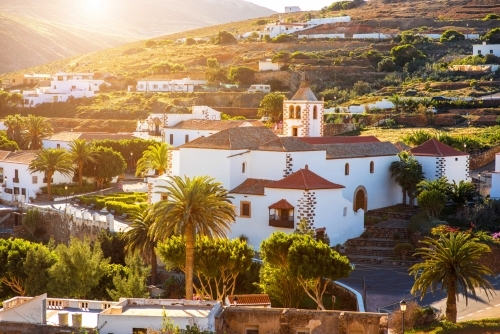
253 19 268 25
40 181 96 196
440 29 465 42
392 231 401 240
389 300 438 334
206 57 219 68
144 40 157 47
227 66 256 84
378 58 395 72
272 50 291 62
470 79 479 88
185 38 196 45
272 34 295 43
393 243 414 259
483 27 500 44
213 31 237 45
483 13 500 20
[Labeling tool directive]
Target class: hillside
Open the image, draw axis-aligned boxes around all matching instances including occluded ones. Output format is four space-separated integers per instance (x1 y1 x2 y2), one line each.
0 0 275 74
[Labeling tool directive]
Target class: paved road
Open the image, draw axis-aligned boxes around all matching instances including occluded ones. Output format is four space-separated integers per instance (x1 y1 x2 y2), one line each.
478 92 500 100
338 263 500 320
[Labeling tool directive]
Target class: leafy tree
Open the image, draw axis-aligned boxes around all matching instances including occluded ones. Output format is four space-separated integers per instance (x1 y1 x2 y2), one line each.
150 175 236 300
482 27 500 44
23 245 56 296
389 152 424 206
228 66 256 85
258 92 284 120
82 147 126 189
68 139 97 186
204 67 228 84
258 263 304 308
98 230 127 266
185 37 196 45
124 206 157 284
28 148 74 201
353 81 371 95
88 263 127 300
135 142 170 176
48 238 109 299
272 34 295 43
90 138 158 163
394 31 430 45
0 136 20 151
107 252 150 300
390 44 426 67
272 50 291 62
206 57 219 68
213 31 237 45
449 180 476 209
294 218 314 236
402 130 434 146
8 92 23 108
0 91 11 108
22 208 40 239
440 30 465 42
417 190 447 221
378 58 396 72
3 114 23 144
409 232 494 323
157 236 253 300
22 115 53 150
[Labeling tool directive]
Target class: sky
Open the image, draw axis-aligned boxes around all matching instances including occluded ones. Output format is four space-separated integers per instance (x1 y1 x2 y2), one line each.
245 0 334 13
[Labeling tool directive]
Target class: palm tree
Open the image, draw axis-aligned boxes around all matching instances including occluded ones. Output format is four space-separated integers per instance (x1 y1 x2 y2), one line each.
124 206 158 285
449 180 476 209
390 151 424 206
4 114 23 145
28 148 74 201
135 142 170 176
149 175 235 300
388 94 403 113
68 139 97 186
417 176 451 195
409 232 494 323
23 115 53 150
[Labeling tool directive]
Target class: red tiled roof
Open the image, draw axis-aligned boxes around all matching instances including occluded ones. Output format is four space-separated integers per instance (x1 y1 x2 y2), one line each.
172 119 263 131
266 167 344 190
47 132 135 142
269 199 294 209
298 136 380 145
410 139 468 157
227 294 271 306
229 178 272 195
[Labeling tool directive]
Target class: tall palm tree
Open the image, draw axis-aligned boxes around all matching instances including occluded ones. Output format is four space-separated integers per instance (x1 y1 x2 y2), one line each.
124 206 158 285
23 115 53 150
409 232 494 323
68 139 97 186
149 175 235 300
28 148 74 201
135 142 170 176
4 114 23 145
390 151 424 206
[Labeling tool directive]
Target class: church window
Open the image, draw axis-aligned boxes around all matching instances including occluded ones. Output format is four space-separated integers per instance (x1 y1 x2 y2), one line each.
345 163 349 175
313 106 318 119
370 161 374 173
295 106 301 119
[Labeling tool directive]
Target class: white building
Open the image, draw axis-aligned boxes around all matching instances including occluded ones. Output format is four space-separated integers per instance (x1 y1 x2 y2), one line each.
135 78 207 92
410 139 470 182
259 59 285 71
0 150 73 202
473 43 500 57
306 17 351 25
262 22 308 38
285 6 301 13
490 153 500 199
0 294 221 333
22 72 103 107
43 132 136 150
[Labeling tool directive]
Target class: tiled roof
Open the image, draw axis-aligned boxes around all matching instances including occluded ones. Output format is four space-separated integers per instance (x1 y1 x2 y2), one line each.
180 127 279 150
0 150 39 164
229 178 272 195
410 139 468 157
320 142 401 159
258 137 318 152
227 294 271 306
46 132 135 142
290 81 319 101
269 199 294 209
171 119 263 131
298 136 380 145
394 142 412 151
266 167 344 190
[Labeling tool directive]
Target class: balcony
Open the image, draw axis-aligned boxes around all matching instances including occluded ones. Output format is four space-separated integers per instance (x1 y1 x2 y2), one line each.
269 215 294 229
13 178 19 183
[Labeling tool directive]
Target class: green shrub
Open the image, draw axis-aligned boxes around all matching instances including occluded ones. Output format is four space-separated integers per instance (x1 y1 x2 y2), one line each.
272 34 295 43
105 201 147 215
483 13 500 20
185 38 196 45
213 31 237 45
253 19 268 26
392 231 401 240
144 40 157 47
440 29 465 42
393 243 414 259
40 182 96 196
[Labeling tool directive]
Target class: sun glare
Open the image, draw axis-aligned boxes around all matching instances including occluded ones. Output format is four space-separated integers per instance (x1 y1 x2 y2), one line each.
88 0 102 10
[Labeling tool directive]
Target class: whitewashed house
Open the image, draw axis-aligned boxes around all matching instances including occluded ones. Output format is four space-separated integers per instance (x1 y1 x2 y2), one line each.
489 153 500 199
473 43 500 57
135 78 206 92
262 22 308 38
0 151 73 202
410 139 470 182
259 59 285 71
285 6 301 13
43 132 136 150
22 72 104 107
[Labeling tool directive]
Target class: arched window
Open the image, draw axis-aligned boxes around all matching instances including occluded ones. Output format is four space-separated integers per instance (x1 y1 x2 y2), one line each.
289 105 294 118
313 106 318 119
370 161 374 173
345 163 349 176
295 106 301 119
242 162 246 173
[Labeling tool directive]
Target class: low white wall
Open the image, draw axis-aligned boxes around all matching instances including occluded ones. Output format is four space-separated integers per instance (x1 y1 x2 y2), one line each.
298 34 345 39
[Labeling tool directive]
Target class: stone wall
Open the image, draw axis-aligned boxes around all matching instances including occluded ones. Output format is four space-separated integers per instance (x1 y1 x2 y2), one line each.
394 114 464 127
215 107 260 119
215 307 384 334
470 145 500 170
323 123 358 136
0 321 95 334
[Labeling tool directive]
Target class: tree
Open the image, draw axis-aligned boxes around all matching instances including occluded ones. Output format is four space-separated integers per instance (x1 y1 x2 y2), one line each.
206 57 219 68
213 31 237 45
258 263 304 308
124 206 158 284
82 147 126 189
353 81 371 95
68 139 97 186
48 238 109 299
389 152 424 206
135 142 170 176
258 92 285 121
417 190 447 221
3 114 23 145
228 66 256 85
440 30 465 42
388 94 403 112
8 92 23 108
482 27 500 44
23 245 56 296
150 175 236 300
0 91 10 108
294 218 314 236
409 232 494 323
417 177 451 195
390 44 426 67
0 136 20 151
185 37 196 45
449 180 476 209
22 115 53 150
107 252 150 300
204 67 228 84
22 208 40 239
28 148 74 201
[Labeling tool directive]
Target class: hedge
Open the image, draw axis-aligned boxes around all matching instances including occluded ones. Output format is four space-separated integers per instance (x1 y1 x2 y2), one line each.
40 182 96 197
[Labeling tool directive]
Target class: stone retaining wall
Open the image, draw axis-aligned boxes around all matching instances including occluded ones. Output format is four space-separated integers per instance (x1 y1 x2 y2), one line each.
323 123 358 136
470 145 500 169
0 322 95 334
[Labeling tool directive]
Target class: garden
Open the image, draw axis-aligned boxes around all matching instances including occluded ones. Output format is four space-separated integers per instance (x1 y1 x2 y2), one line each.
76 192 148 215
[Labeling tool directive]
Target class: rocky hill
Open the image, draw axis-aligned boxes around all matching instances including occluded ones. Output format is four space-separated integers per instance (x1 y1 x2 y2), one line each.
0 0 275 74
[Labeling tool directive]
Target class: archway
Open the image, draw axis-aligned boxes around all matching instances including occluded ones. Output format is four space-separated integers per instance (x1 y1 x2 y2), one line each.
353 186 367 212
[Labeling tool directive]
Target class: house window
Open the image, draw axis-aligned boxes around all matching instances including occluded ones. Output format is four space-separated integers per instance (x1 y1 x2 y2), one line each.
490 50 494 54
32 176 38 184
455 158 458 161
295 105 301 119
153 84 158 89
15 170 18 179
245 326 259 334
14 187 19 195
169 134 174 145
185 134 189 143
163 84 168 89
345 163 349 175
292 127 298 137
289 105 294 118
240 201 251 218
161 194 168 201
478 50 482 55
21 188 26 196
139 84 144 89
343 207 348 216
242 162 246 173
0 167 3 183
370 161 374 173
313 106 317 119
56 144 60 149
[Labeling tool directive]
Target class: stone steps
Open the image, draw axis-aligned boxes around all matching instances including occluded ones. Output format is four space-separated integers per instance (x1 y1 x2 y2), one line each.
364 226 410 240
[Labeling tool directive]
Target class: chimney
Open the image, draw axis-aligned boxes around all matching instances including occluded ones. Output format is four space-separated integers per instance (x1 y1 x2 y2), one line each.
305 164 309 170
